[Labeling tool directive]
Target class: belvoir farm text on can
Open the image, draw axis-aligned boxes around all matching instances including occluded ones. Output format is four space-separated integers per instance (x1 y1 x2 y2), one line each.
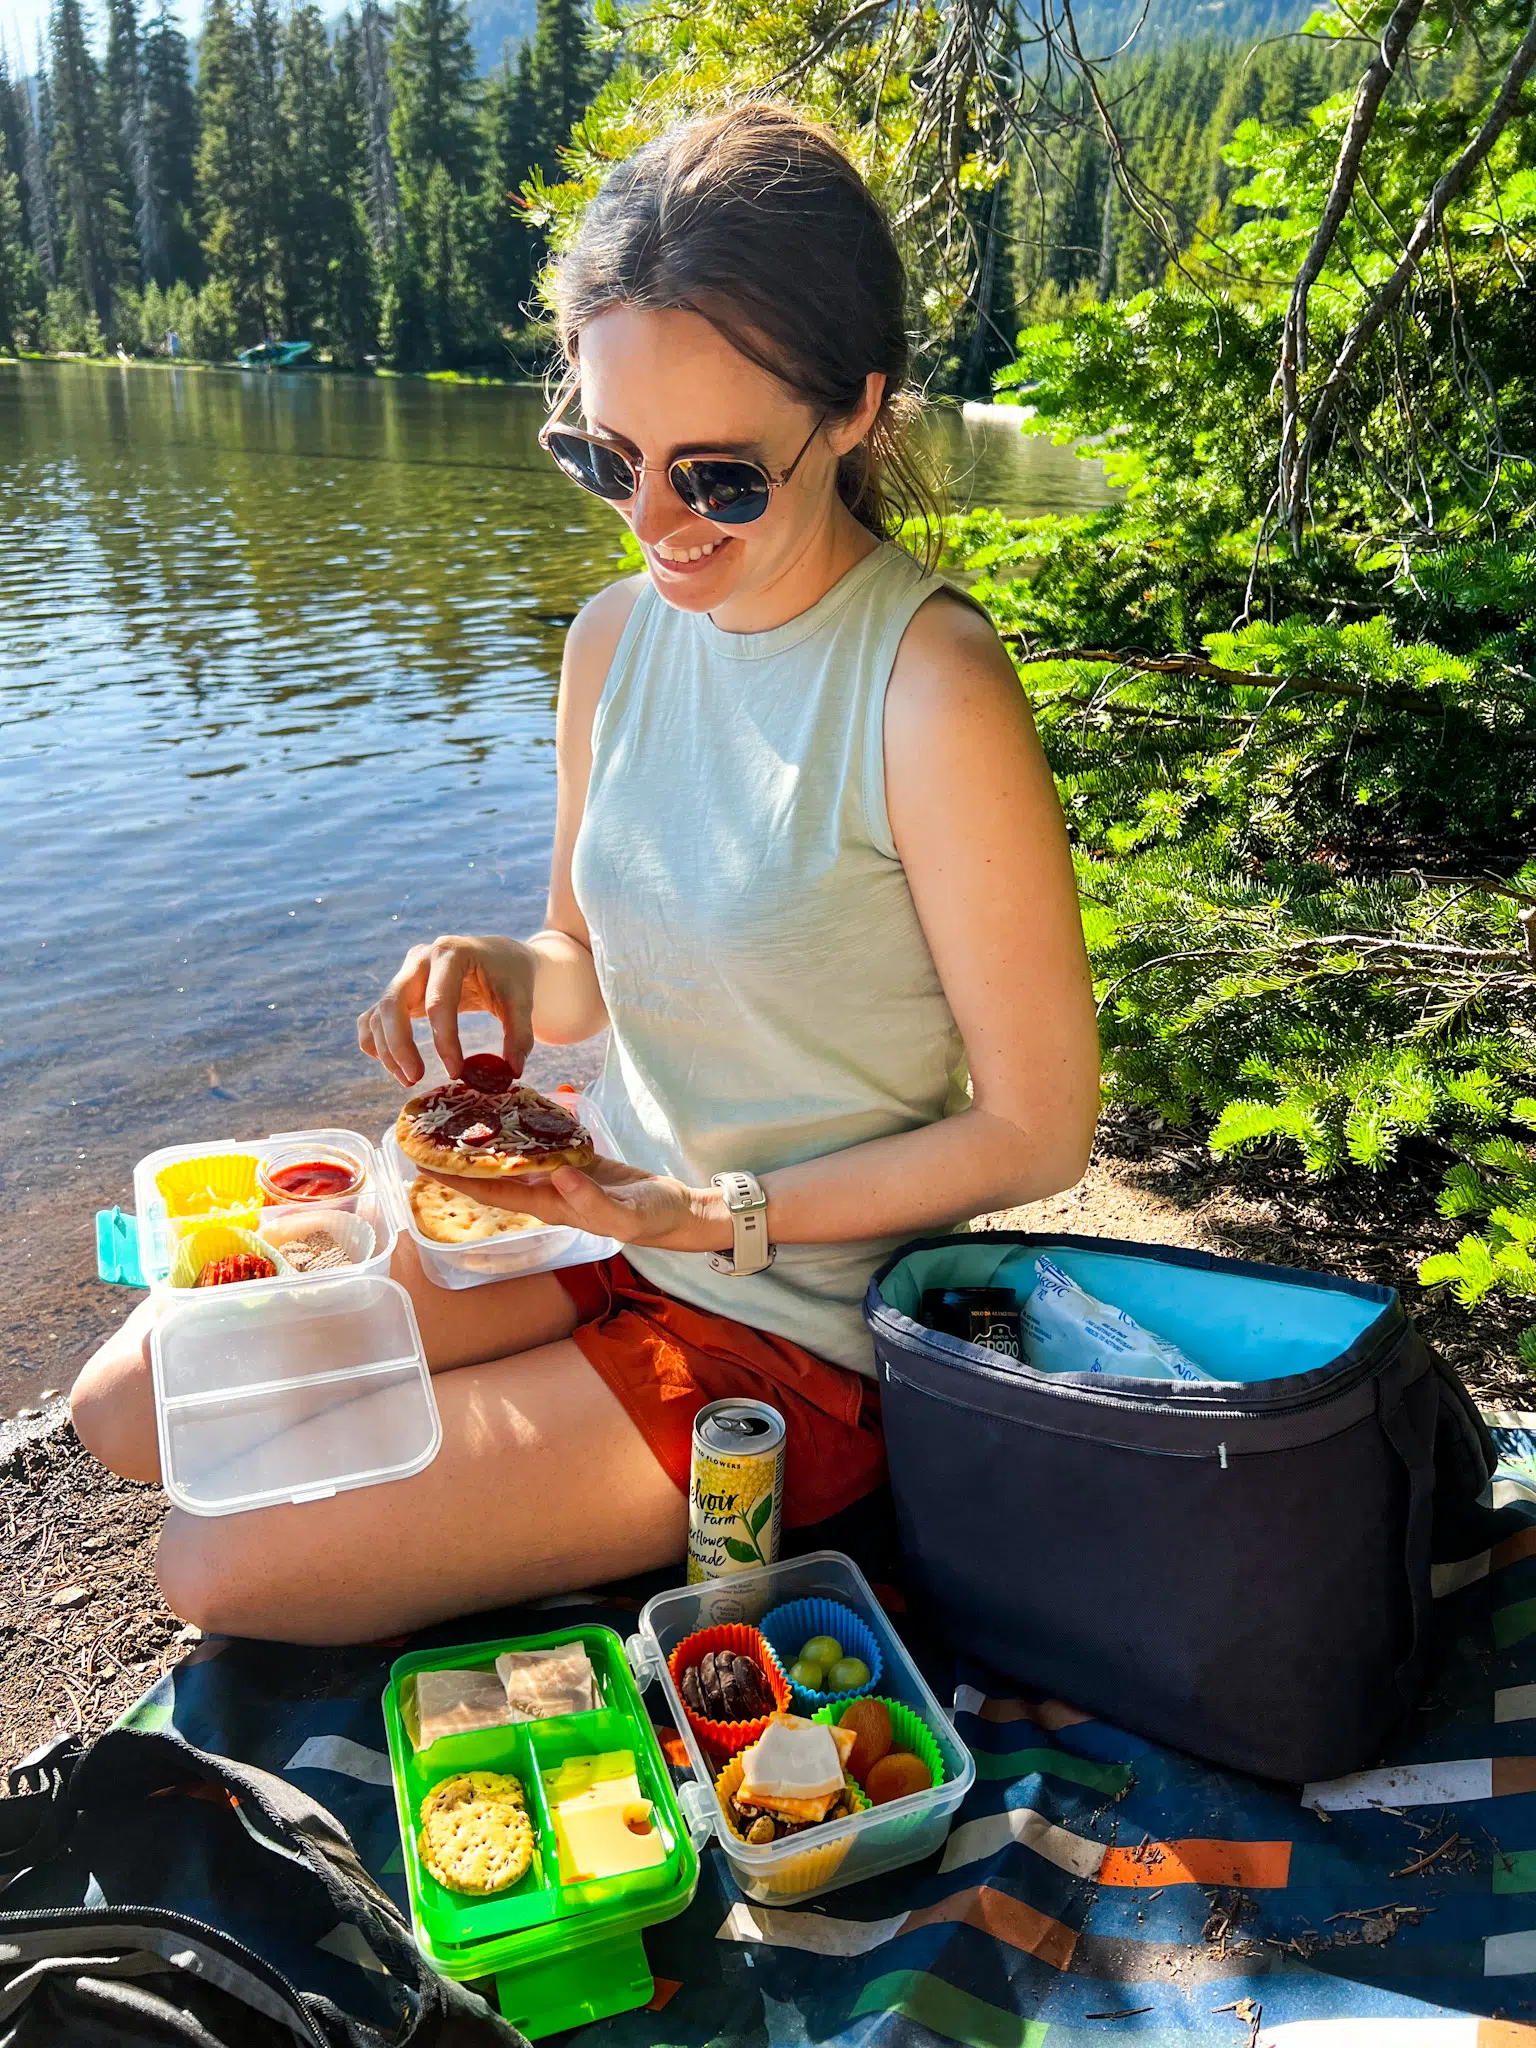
687 1398 786 1584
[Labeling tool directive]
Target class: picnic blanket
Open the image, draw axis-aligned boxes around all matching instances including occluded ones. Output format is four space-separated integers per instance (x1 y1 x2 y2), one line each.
114 1415 1536 2047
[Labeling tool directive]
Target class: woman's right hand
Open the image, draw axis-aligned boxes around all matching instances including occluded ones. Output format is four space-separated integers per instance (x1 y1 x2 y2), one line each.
357 935 537 1088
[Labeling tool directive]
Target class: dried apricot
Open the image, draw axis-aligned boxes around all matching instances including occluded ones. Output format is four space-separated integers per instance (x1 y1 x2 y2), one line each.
839 1697 892 1784
864 1750 932 1806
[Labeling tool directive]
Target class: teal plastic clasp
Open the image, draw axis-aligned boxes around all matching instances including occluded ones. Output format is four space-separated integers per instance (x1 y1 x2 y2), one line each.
96 1208 146 1289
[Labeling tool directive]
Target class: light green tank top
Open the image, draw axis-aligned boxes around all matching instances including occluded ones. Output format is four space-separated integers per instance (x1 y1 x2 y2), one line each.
570 541 968 1376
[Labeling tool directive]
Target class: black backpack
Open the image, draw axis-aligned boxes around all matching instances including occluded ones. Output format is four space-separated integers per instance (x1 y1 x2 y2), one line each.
0 1726 525 2048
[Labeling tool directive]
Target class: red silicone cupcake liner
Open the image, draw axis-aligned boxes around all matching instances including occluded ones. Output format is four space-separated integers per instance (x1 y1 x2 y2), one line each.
669 1623 791 1758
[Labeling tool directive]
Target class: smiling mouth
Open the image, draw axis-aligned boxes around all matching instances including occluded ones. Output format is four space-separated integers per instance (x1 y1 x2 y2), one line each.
652 535 730 564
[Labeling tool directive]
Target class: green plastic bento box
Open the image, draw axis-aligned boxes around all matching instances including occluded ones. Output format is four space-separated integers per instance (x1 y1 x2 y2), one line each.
382 1624 699 2038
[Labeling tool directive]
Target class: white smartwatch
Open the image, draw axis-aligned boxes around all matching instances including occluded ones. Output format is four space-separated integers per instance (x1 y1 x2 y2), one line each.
708 1171 776 1277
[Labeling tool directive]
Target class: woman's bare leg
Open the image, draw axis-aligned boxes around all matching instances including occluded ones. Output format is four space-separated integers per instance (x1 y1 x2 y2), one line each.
69 1232 580 1484
153 1338 685 1642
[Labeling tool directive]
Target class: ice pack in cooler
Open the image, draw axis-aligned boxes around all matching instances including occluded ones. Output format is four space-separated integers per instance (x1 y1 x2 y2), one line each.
1022 1256 1217 1381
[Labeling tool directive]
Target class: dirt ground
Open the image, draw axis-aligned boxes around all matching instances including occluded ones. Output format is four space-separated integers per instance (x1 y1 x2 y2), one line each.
4 1106 1528 1778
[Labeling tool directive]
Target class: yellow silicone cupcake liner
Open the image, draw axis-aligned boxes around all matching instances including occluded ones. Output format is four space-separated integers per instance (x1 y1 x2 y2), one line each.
156 1152 265 1222
170 1224 292 1292
713 1754 869 1897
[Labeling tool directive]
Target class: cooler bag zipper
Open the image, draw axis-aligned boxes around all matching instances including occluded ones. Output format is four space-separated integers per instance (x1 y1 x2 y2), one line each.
875 1308 1406 1428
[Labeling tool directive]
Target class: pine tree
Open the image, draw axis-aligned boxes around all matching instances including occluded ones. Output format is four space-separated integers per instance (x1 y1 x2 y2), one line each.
479 38 538 330
529 0 596 181
105 0 166 284
23 37 61 288
356 1 402 257
279 3 338 339
327 14 381 362
0 157 35 348
197 0 276 339
390 0 479 209
49 0 120 328
141 3 199 283
0 45 30 223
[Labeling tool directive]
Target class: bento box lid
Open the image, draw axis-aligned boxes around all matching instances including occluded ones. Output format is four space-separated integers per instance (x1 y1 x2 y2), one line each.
150 1272 439 1516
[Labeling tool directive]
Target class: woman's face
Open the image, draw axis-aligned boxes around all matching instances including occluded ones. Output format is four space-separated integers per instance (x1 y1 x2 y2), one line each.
575 306 878 614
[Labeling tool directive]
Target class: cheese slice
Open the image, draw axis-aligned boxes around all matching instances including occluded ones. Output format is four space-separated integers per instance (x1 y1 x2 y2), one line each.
739 1713 849 1804
734 1786 843 1825
543 1750 667 1882
412 1668 512 1748
555 1792 666 1881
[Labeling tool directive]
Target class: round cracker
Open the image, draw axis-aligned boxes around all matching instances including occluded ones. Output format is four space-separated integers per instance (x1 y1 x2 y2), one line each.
419 1801 534 1894
420 1770 525 1823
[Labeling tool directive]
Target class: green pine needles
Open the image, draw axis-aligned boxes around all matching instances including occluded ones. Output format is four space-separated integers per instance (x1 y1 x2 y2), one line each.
948 7 1536 1362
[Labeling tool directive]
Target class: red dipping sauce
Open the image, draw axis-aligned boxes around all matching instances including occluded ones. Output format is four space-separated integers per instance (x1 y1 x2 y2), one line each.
267 1160 358 1200
256 1146 366 1206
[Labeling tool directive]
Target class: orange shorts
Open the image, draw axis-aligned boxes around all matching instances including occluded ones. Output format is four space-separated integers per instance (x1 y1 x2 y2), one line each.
555 1254 886 1529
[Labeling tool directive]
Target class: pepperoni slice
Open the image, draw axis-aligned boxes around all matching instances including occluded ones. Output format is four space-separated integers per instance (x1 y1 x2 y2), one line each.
518 1101 580 1140
458 1122 497 1147
437 1104 499 1142
460 1052 514 1093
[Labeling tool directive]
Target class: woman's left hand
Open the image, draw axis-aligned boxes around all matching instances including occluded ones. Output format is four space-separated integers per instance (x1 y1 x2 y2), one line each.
425 1157 731 1256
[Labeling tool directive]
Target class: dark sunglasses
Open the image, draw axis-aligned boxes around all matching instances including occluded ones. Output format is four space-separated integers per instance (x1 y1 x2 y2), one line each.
538 398 826 527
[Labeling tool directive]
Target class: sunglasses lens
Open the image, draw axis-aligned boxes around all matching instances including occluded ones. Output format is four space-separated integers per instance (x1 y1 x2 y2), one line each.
546 430 637 502
671 459 772 525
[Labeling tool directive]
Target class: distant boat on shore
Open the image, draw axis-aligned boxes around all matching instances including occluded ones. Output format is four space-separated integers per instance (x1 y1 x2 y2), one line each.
235 340 316 371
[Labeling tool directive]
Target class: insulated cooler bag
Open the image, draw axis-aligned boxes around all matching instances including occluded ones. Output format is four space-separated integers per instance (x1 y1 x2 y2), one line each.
865 1232 1496 1783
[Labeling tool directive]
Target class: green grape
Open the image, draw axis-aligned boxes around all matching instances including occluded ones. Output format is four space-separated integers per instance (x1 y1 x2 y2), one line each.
789 1658 824 1691
799 1635 842 1670
827 1656 871 1693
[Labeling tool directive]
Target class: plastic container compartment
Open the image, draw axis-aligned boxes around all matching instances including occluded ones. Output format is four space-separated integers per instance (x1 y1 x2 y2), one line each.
378 1093 623 1290
629 1551 974 1904
383 1626 698 2038
150 1272 440 1516
133 1127 397 1296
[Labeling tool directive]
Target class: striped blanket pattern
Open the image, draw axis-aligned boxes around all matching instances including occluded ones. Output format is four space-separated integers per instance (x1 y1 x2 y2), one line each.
123 1416 1536 2046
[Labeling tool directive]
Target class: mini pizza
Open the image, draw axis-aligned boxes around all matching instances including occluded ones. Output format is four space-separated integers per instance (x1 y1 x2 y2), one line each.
395 1054 595 1180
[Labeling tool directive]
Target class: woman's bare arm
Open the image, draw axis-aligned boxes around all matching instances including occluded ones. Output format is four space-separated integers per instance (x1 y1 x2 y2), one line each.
749 592 1099 1235
357 577 641 1082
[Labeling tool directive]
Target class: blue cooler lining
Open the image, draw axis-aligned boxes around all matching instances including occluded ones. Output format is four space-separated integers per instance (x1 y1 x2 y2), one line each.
876 1243 1383 1382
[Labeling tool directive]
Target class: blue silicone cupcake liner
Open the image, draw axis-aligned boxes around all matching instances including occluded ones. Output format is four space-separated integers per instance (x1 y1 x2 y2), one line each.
760 1597 882 1713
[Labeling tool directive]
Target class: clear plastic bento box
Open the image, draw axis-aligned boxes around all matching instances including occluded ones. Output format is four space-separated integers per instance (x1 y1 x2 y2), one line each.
134 1126 398 1294
627 1551 974 1904
135 1124 441 1516
377 1092 623 1291
150 1270 440 1517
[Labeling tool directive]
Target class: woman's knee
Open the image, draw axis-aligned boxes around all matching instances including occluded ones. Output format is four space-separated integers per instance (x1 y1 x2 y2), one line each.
70 1304 162 1484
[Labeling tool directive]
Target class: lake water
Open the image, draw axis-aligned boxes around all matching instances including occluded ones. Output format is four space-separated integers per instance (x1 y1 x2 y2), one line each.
0 360 1112 1407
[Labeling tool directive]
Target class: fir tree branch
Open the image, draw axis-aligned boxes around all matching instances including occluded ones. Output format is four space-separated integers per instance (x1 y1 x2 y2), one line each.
1290 9 1536 535
1003 641 1423 708
1277 0 1427 545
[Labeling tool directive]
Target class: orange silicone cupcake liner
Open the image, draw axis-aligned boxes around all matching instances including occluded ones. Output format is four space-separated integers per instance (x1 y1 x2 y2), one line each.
669 1623 790 1757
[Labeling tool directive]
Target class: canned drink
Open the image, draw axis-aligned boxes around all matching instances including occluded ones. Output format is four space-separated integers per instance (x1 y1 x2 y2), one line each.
687 1398 786 1584
921 1286 1023 1359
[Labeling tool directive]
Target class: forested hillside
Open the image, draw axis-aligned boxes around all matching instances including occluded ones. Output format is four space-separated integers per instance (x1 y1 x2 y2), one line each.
0 0 1372 378
0 0 599 366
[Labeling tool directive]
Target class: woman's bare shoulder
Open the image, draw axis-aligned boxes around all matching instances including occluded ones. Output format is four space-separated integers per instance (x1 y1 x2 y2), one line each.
558 575 650 757
564 573 649 680
886 580 1026 735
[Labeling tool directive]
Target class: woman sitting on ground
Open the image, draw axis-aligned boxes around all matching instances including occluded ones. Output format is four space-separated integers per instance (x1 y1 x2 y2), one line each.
71 104 1099 1643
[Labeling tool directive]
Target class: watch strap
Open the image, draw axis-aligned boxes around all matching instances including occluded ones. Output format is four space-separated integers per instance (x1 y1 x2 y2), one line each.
708 1171 775 1277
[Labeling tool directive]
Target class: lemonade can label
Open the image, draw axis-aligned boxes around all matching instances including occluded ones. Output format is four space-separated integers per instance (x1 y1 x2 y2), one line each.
687 1399 785 1584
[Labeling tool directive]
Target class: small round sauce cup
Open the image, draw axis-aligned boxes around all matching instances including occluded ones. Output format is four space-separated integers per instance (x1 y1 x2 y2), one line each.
257 1143 367 1213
